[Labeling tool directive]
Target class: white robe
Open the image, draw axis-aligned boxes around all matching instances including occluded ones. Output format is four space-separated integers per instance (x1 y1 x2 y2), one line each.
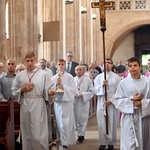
44 67 53 78
11 67 53 150
74 75 94 137
94 71 120 146
51 72 77 146
114 75 150 150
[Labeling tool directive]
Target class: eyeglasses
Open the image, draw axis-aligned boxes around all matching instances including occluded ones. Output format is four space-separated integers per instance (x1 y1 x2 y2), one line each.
67 55 73 57
105 62 112 64
7 63 15 65
58 63 65 66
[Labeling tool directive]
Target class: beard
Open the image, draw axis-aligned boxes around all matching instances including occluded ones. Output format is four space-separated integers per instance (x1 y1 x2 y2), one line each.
41 66 46 69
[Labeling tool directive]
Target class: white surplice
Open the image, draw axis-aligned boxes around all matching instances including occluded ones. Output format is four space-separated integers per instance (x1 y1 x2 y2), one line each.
51 72 77 146
94 71 120 146
11 67 53 150
114 75 150 150
74 74 94 137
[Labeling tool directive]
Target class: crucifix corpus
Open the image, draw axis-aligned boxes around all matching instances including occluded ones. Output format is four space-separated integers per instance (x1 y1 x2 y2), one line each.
91 0 113 135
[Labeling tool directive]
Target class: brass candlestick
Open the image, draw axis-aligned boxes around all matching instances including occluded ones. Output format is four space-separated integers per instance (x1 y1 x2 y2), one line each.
56 72 64 93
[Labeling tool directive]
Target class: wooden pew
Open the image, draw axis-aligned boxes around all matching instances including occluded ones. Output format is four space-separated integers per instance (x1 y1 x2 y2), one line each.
0 98 15 150
14 102 20 136
13 101 21 150
0 98 20 150
47 98 59 150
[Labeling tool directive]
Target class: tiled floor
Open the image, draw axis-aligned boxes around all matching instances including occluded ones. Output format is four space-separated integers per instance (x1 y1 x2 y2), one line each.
69 115 120 150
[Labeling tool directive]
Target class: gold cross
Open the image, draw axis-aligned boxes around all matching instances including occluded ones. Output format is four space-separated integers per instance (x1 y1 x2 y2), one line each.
91 0 113 28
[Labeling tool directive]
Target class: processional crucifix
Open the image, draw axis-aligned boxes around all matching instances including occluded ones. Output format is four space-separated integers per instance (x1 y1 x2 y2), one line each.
91 0 113 135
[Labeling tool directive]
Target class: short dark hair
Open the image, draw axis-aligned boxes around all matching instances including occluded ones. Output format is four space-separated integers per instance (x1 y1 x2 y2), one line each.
127 57 141 66
58 59 66 63
39 58 46 62
105 58 113 64
82 63 88 71
24 51 36 59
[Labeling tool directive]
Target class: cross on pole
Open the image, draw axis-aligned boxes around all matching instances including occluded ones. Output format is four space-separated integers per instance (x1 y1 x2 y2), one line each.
91 0 113 31
91 0 113 135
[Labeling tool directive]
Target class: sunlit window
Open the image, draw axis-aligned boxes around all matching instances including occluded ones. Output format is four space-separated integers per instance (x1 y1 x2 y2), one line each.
5 1 9 39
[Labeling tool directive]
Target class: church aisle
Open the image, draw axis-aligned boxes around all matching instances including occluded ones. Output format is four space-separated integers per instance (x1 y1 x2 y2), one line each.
69 115 120 150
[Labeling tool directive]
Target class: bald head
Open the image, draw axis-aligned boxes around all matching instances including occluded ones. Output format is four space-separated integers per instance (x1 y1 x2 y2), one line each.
0 62 4 68
6 59 16 75
75 65 85 77
6 59 16 66
0 62 4 74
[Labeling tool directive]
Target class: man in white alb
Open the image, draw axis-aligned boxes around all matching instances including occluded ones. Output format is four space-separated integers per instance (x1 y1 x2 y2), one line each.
94 58 120 150
74 65 94 143
114 57 150 150
11 51 53 150
49 59 77 150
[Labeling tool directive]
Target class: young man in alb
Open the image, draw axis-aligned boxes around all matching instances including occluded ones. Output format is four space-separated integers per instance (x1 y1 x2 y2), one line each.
114 57 150 150
94 58 120 150
12 51 53 150
49 59 77 150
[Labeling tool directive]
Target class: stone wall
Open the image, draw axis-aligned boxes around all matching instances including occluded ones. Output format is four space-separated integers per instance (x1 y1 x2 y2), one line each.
1 0 150 65
38 0 150 65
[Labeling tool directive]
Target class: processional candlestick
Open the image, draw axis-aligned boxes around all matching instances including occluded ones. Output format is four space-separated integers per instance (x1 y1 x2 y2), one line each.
91 0 113 135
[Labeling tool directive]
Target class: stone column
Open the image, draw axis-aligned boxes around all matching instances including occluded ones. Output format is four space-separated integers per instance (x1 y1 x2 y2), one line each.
81 0 93 63
65 0 81 62
62 0 85 63
0 0 6 63
40 0 62 62
9 0 38 63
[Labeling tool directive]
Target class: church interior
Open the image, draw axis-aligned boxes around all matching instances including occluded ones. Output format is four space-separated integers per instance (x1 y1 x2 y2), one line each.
0 0 150 150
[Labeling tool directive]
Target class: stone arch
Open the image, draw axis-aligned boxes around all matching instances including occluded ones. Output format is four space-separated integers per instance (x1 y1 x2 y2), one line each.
106 19 150 58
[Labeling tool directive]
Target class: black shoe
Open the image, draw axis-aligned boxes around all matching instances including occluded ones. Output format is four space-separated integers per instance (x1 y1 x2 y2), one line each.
98 145 106 150
108 145 114 150
62 145 68 150
77 136 84 143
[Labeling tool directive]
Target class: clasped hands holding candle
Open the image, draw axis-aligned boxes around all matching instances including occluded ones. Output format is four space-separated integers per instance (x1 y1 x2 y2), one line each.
49 71 64 96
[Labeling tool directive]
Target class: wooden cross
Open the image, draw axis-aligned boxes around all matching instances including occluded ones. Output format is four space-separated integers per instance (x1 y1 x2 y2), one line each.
91 0 113 31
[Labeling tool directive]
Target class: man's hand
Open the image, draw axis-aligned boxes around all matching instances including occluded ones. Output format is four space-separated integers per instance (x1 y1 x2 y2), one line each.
49 89 56 96
133 93 143 101
56 78 63 89
104 100 111 106
75 93 83 98
21 83 34 92
134 100 141 107
103 80 108 86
